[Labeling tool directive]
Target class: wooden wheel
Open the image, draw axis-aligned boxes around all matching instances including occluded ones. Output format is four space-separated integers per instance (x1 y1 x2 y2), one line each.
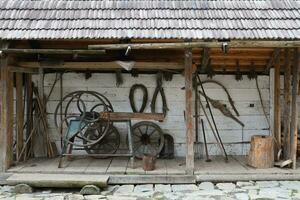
83 124 120 158
131 121 164 159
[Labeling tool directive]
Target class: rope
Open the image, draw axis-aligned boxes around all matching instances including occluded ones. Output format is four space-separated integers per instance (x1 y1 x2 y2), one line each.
151 72 169 116
129 84 148 113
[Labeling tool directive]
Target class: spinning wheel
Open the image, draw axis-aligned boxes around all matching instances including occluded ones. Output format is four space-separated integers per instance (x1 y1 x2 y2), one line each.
130 121 164 159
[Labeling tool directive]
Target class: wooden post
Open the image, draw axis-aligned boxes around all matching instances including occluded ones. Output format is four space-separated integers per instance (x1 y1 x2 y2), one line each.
25 74 33 160
269 68 275 137
283 49 291 159
274 55 281 157
16 72 24 161
291 48 300 169
33 66 47 157
0 41 14 171
184 48 194 174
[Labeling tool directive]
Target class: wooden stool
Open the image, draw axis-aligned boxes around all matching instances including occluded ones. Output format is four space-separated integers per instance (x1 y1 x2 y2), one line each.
247 135 274 168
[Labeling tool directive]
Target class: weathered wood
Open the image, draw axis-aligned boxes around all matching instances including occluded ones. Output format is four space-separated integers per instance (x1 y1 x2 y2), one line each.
108 175 196 184
200 47 210 72
3 48 106 55
25 74 33 160
33 66 47 157
100 112 164 121
0 41 14 172
18 60 281 70
274 57 281 156
247 135 274 168
8 66 38 74
269 68 275 137
291 48 300 169
265 48 281 73
88 41 300 50
184 48 194 175
6 173 109 188
16 73 24 162
283 48 292 159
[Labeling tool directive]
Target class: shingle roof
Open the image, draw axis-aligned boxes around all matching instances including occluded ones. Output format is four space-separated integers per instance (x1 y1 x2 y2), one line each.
0 0 299 40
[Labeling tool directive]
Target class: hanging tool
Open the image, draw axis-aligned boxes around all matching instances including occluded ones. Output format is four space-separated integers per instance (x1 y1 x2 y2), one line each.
198 96 227 160
201 119 211 162
197 74 228 161
201 79 240 116
151 72 168 116
198 91 244 127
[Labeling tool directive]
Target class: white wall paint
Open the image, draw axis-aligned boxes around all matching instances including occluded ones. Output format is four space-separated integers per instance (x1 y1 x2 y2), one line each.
33 73 270 157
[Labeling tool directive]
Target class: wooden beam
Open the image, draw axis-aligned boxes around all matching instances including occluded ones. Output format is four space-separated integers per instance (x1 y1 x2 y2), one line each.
25 74 33 160
265 48 281 73
291 48 300 169
17 60 282 70
274 53 281 158
8 66 38 74
200 48 210 72
16 73 24 162
0 41 14 171
100 112 164 121
18 61 184 70
89 41 300 50
283 49 292 159
2 48 106 55
184 48 194 175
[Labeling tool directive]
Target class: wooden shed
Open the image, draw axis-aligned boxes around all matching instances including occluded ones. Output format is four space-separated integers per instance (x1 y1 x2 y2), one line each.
0 0 300 184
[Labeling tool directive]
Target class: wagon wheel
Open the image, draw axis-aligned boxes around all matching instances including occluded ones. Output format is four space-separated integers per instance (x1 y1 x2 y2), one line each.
130 121 164 159
83 124 120 158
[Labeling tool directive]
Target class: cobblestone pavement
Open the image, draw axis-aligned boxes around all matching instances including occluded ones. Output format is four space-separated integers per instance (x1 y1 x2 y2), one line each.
2 181 300 199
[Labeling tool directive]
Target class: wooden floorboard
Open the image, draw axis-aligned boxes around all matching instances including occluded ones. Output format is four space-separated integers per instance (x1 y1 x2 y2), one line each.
146 159 166 175
165 158 185 175
106 157 129 174
85 158 112 174
126 159 145 175
63 157 92 173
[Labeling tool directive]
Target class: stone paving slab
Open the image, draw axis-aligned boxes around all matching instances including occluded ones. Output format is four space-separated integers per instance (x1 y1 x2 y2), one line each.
1 180 300 199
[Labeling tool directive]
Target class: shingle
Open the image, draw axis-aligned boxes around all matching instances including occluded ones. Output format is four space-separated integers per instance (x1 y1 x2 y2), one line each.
0 0 299 40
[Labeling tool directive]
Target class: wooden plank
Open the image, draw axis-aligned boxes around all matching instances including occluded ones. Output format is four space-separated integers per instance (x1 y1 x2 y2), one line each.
8 66 38 74
165 158 186 175
269 68 275 137
291 48 300 169
106 157 129 174
88 41 300 50
63 157 92 173
85 158 112 174
274 56 281 156
101 112 165 121
200 47 210 72
126 159 145 175
33 66 47 157
0 41 14 172
265 48 281 73
184 48 194 175
145 159 166 175
18 61 184 70
16 73 24 162
25 74 33 160
6 173 109 188
283 48 292 159
108 175 196 184
3 48 105 55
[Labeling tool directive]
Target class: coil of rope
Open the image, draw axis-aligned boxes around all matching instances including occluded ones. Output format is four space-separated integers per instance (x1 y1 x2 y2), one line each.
129 84 148 113
151 72 169 116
